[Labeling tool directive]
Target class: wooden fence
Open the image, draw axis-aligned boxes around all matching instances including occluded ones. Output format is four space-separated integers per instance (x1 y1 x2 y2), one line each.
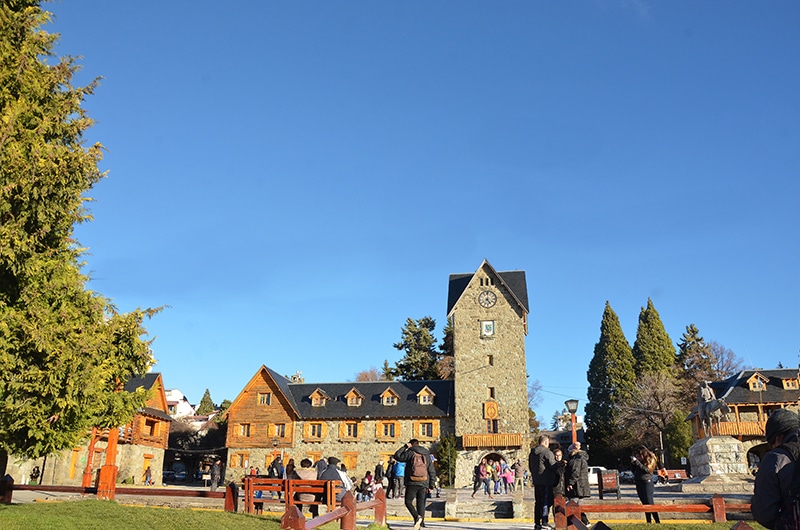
554 494 752 529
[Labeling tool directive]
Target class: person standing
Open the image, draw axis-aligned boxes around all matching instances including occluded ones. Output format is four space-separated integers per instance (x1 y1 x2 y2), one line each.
210 459 221 492
566 442 591 526
631 445 661 524
552 448 566 499
392 457 406 500
530 434 557 530
513 459 526 491
752 408 800 529
471 458 492 499
394 439 437 530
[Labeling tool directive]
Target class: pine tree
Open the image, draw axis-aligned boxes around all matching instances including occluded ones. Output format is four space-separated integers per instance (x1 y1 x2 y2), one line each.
632 298 676 374
585 302 636 467
675 324 715 409
388 316 440 381
196 389 215 415
0 2 156 473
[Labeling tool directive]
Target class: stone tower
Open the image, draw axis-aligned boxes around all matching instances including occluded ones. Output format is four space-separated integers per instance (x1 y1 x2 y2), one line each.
447 259 530 486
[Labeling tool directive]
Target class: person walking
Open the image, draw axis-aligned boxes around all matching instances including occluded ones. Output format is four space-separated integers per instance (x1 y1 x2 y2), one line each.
752 408 800 529
471 458 492 498
530 434 556 530
631 445 661 523
394 439 437 530
210 459 221 492
565 442 591 526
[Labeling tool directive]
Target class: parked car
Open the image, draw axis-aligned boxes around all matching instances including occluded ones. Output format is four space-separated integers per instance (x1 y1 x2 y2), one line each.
587 466 608 485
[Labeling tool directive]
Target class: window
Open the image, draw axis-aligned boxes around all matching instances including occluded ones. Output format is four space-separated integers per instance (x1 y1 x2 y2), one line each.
231 453 249 468
784 379 799 390
488 387 496 399
258 392 272 405
273 423 286 437
168 404 176 414
348 395 362 407
310 423 323 438
420 422 434 437
143 419 158 437
346 422 358 438
487 419 499 433
420 394 433 405
240 423 251 437
383 395 397 406
487 355 494 366
383 423 396 437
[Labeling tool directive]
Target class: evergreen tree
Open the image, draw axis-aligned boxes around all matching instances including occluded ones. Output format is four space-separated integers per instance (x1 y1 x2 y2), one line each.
0 1 156 473
381 359 395 381
196 389 215 415
675 324 715 409
585 302 636 467
632 298 676 374
663 409 693 470
388 316 440 381
436 317 455 379
435 433 458 487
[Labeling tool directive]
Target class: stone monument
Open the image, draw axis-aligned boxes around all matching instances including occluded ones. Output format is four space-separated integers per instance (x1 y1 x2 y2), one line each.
681 382 753 493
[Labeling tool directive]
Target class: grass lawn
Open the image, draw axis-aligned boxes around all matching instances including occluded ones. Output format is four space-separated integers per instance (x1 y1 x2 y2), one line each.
0 500 765 530
0 500 362 530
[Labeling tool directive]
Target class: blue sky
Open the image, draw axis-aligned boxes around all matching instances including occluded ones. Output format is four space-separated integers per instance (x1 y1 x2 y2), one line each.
46 1 799 423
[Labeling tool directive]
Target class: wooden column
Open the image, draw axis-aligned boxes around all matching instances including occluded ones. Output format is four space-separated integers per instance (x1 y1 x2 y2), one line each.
97 427 119 500
82 428 98 488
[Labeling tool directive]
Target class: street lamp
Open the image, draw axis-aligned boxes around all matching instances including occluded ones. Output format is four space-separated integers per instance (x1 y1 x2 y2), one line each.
565 399 579 444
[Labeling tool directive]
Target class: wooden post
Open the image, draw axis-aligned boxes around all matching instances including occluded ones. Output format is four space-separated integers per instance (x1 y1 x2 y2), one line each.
224 481 238 513
97 427 119 500
712 494 726 523
82 427 98 488
340 491 356 530
554 494 567 530
281 505 306 530
373 487 386 526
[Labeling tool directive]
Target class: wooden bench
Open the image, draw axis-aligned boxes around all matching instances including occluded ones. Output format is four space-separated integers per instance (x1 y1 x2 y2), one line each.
242 477 341 515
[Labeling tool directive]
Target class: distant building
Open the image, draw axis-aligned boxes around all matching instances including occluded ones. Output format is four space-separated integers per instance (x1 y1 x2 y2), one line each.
165 388 197 418
224 260 533 486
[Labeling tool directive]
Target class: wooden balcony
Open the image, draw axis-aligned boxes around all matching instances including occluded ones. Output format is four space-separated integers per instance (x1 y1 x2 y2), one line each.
718 421 765 437
462 433 523 449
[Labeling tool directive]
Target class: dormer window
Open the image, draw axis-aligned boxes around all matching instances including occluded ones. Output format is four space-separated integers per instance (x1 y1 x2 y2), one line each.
381 388 400 406
345 388 364 407
310 388 330 407
747 373 769 392
417 386 435 405
783 378 799 390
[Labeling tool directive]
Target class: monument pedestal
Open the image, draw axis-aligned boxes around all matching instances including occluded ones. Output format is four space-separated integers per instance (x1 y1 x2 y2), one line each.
681 436 753 493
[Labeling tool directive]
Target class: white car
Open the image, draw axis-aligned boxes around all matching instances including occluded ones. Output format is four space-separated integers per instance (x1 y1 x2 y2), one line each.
587 466 608 485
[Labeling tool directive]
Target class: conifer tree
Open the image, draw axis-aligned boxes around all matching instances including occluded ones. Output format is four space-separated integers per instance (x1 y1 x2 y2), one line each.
632 298 676 374
585 302 636 467
0 1 156 473
196 389 215 415
388 316 440 381
675 324 715 409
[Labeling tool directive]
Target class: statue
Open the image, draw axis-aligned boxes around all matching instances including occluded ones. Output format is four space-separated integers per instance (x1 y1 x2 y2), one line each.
697 381 729 436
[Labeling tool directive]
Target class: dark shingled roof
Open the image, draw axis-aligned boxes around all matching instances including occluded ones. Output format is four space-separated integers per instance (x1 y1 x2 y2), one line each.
286 379 455 421
124 372 160 393
447 265 529 315
712 368 800 405
140 406 173 421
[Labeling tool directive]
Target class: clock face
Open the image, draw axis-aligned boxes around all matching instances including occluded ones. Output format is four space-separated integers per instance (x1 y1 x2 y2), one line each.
478 290 497 308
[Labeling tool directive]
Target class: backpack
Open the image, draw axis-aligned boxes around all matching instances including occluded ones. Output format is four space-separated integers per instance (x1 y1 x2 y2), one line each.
410 451 429 482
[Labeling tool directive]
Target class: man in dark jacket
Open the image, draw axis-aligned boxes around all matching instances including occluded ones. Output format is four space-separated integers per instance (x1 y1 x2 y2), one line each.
394 439 437 530
318 456 348 503
530 434 556 530
753 409 800 529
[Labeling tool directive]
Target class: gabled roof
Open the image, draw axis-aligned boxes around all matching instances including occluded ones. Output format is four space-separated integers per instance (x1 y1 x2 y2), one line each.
124 372 161 393
125 372 169 415
286 379 455 421
447 259 529 315
228 365 301 418
709 368 800 406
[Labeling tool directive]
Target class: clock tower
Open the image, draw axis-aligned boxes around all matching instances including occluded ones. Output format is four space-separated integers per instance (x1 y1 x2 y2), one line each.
447 259 530 485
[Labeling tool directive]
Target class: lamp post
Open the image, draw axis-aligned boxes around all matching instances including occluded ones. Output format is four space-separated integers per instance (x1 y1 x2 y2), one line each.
565 399 579 444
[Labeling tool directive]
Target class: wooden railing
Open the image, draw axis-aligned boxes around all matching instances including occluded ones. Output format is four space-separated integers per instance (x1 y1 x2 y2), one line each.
281 489 386 530
462 433 523 448
553 494 752 529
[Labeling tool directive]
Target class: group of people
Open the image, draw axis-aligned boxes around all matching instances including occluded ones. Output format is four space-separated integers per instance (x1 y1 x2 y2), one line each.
470 457 521 498
529 434 592 530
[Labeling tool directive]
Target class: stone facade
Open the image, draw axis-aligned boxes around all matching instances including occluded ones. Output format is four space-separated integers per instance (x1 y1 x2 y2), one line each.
682 436 753 494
